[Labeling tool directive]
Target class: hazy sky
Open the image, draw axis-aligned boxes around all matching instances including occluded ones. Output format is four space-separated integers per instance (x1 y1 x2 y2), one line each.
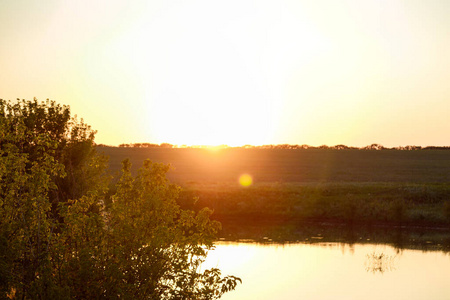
1 0 449 147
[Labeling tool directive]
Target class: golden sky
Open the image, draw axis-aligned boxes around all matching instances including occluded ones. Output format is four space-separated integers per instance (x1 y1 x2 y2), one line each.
1 0 449 147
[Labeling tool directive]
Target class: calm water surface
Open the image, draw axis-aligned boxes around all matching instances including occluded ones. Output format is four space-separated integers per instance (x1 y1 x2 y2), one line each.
204 241 450 300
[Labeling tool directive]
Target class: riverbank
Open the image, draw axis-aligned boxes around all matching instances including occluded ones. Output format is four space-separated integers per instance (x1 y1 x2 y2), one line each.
178 182 450 228
215 218 450 253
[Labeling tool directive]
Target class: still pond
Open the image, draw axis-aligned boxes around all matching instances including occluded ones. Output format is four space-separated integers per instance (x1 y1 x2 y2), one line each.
204 224 450 300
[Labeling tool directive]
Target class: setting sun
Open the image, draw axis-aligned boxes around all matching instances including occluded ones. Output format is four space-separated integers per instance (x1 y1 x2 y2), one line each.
1 0 449 147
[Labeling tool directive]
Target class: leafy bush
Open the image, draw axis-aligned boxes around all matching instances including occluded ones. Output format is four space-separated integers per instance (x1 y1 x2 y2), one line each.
0 98 239 299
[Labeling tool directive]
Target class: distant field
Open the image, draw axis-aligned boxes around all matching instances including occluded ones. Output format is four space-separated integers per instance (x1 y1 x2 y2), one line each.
98 146 450 185
98 146 450 226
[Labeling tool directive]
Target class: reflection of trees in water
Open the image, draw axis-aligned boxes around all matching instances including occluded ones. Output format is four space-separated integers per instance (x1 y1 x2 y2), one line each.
217 220 450 253
365 252 397 274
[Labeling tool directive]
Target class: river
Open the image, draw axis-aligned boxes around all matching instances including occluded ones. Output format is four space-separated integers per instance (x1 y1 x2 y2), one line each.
204 223 450 299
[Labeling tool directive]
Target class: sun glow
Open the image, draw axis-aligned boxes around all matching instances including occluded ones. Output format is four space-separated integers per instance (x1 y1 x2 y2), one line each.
2 0 449 147
104 0 331 147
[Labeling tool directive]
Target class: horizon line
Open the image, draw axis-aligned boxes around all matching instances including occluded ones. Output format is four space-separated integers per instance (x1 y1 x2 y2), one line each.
95 142 450 150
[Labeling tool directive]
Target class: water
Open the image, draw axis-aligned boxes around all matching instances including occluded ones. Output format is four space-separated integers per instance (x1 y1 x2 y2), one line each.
204 224 450 300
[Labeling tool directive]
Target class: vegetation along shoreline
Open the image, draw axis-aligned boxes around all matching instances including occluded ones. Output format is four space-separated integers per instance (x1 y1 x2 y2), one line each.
99 146 450 229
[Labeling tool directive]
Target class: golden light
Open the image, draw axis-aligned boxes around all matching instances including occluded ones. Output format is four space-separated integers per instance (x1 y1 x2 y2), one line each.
239 174 253 187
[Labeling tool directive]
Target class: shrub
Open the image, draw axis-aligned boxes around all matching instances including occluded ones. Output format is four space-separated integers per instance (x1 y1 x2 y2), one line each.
0 98 239 299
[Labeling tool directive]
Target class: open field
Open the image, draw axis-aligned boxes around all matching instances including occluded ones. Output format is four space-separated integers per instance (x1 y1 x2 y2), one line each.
98 147 450 184
99 147 450 227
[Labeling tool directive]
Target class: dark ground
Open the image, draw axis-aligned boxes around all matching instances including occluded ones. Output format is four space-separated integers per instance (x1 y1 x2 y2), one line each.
98 147 450 185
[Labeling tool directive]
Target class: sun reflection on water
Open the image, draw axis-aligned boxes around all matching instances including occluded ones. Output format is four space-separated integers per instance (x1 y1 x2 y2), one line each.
203 241 450 300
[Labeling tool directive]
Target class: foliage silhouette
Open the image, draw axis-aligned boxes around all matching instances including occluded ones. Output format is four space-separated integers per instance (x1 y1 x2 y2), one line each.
0 98 239 299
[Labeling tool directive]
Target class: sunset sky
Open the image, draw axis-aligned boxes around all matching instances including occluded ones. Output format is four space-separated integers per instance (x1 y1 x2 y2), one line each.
1 0 449 147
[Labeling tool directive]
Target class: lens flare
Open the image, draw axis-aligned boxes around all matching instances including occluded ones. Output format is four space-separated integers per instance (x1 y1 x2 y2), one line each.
239 174 253 187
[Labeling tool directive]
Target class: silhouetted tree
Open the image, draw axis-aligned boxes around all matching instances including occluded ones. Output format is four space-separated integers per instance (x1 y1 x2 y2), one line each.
0 98 240 299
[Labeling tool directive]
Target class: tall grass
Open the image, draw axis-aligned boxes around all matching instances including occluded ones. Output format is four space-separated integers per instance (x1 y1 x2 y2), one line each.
179 183 450 226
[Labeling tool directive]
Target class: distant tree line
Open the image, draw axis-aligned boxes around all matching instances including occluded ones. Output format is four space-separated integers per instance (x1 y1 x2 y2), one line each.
109 143 450 150
118 142 175 148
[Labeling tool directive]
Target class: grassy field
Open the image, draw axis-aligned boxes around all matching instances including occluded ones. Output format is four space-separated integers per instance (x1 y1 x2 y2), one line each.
99 146 450 227
99 147 450 184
